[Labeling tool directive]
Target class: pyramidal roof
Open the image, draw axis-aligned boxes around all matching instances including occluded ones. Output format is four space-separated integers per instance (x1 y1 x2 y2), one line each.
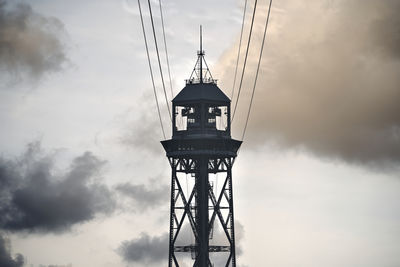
174 26 230 104
173 83 230 104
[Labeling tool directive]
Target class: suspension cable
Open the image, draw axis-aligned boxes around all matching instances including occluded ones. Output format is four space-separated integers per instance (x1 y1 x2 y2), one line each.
137 0 166 139
230 0 248 100
232 0 258 121
242 0 273 140
147 0 172 120
158 0 174 99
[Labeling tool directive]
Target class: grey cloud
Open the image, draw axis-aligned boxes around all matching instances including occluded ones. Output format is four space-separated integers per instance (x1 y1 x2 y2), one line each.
118 221 245 265
0 0 68 83
235 221 245 256
95 91 168 156
208 220 245 266
115 181 169 211
116 90 170 154
0 234 24 267
356 0 400 59
218 0 400 168
118 232 168 264
119 109 162 154
0 141 115 233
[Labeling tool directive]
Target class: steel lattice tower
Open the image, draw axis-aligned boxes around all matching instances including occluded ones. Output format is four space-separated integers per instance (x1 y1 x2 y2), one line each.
161 28 242 267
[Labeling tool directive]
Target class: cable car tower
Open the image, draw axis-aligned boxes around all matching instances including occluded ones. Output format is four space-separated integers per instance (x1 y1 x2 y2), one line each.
161 27 242 267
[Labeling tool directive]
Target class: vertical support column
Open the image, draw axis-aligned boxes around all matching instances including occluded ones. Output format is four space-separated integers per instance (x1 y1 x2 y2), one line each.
228 158 236 267
168 158 176 267
227 105 231 137
172 103 176 135
196 156 209 266
200 103 205 134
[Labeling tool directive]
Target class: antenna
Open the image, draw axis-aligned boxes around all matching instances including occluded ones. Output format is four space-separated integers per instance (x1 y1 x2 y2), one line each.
200 25 202 54
200 25 203 83
188 26 215 84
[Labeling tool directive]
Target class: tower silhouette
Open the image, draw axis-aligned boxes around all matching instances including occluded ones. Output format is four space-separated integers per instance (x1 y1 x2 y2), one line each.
162 27 242 267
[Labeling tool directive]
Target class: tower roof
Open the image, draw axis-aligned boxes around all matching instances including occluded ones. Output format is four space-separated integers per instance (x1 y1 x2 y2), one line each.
173 26 230 105
173 83 230 104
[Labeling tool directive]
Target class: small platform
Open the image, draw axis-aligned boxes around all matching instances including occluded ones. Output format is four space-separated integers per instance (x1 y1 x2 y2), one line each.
161 137 242 158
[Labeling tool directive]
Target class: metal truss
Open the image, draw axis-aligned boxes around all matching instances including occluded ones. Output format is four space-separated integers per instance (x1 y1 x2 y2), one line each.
168 156 237 267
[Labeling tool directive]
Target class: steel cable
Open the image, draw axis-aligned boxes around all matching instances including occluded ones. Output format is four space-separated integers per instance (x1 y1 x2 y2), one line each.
137 0 166 139
147 0 172 120
232 0 258 122
231 0 248 100
158 0 174 99
241 0 273 140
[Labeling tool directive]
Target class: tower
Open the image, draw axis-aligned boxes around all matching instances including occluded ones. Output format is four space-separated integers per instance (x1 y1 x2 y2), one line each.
161 28 242 267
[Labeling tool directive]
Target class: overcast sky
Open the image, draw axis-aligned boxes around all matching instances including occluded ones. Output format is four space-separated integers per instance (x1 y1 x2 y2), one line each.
0 0 399 266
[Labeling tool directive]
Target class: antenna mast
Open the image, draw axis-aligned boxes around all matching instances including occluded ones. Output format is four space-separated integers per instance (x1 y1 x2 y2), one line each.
199 25 203 83
187 26 216 84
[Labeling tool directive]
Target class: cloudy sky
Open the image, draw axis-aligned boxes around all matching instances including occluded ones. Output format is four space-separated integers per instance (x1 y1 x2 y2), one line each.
0 0 399 266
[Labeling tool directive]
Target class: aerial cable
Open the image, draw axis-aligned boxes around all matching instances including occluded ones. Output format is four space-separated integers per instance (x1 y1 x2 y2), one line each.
158 0 174 99
137 0 166 139
147 0 172 120
230 0 248 100
232 0 258 121
242 0 273 141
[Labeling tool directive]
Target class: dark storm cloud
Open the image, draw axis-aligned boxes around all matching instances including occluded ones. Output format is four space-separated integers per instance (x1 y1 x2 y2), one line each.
118 232 168 264
115 181 169 211
0 234 24 267
0 142 115 233
0 0 67 82
218 0 400 167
